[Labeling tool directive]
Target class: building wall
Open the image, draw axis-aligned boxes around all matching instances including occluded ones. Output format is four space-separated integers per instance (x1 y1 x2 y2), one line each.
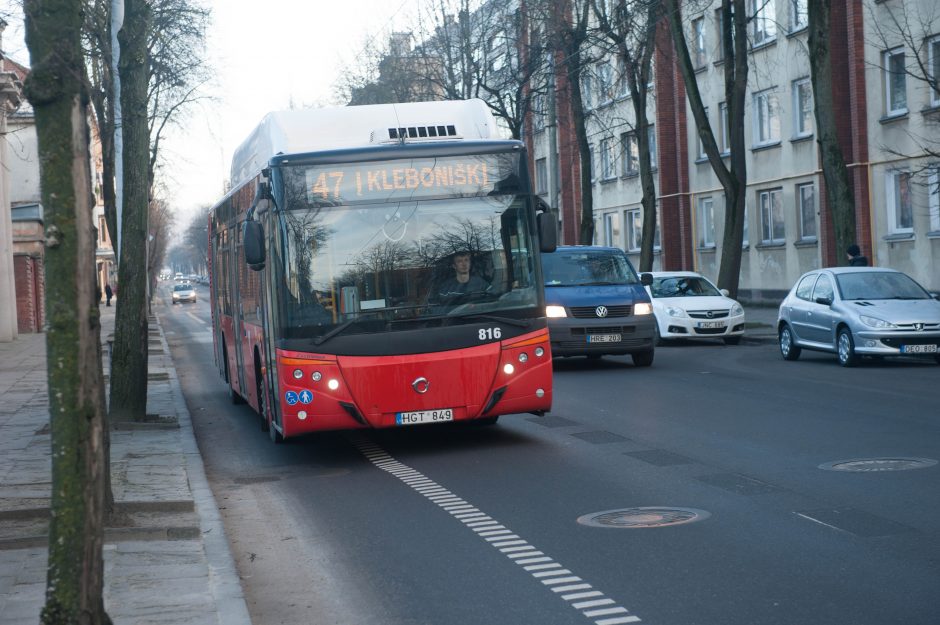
13 253 43 333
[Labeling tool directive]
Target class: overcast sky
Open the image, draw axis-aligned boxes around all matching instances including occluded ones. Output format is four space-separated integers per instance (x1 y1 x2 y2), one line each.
2 0 424 231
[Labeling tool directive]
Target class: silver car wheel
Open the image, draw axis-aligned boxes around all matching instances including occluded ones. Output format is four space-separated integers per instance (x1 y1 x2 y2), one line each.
837 328 857 367
779 324 801 361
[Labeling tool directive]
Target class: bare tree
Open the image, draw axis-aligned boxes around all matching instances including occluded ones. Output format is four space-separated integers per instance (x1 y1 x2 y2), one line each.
341 32 441 105
147 193 174 302
22 0 110 620
593 0 660 271
663 0 749 297
110 0 152 421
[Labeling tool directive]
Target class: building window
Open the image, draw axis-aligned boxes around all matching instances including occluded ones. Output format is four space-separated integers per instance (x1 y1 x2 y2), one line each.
753 89 780 146
886 170 913 233
604 212 621 247
622 132 639 175
696 107 709 159
626 207 661 252
583 73 594 111
647 125 657 169
790 0 807 31
715 4 735 61
749 0 776 46
929 167 940 232
928 36 940 108
793 78 813 137
797 183 816 240
598 62 614 104
759 188 785 244
719 102 730 153
698 196 715 248
532 94 545 132
535 158 548 195
616 56 628 98
600 137 616 180
692 17 707 68
742 202 749 248
884 47 907 116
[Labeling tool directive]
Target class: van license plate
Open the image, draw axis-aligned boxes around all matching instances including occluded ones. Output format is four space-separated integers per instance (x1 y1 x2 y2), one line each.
900 344 937 354
588 334 621 343
396 408 454 425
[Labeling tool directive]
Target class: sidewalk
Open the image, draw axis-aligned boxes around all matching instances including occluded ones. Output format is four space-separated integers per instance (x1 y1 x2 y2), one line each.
0 302 251 625
742 303 779 344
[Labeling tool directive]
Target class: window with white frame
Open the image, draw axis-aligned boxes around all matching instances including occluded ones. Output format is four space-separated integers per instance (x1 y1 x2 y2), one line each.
753 89 781 146
604 212 621 247
536 158 548 195
600 137 616 180
583 73 594 110
886 170 913 232
719 102 730 153
742 203 749 248
790 0 807 31
696 107 709 159
793 78 813 137
622 132 639 175
616 56 629 98
647 125 657 169
692 17 707 68
698 197 715 248
797 183 816 239
884 47 907 116
929 167 940 232
759 188 785 244
588 144 595 182
749 0 776 46
626 207 661 252
532 94 545 132
929 36 940 107
598 62 614 104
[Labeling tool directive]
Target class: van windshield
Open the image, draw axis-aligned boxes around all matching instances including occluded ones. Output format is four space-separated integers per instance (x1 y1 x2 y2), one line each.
542 251 640 287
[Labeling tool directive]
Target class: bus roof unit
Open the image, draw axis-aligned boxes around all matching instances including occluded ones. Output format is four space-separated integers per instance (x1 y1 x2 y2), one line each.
230 99 499 189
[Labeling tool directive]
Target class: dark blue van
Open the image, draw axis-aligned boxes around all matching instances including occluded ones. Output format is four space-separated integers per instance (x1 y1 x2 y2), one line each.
542 246 656 366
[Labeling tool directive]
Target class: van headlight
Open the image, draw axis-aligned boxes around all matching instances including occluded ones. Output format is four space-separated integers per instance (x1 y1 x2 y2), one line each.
634 302 652 315
546 305 567 318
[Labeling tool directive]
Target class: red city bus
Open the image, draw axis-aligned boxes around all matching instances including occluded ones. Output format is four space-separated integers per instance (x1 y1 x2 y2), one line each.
209 100 556 442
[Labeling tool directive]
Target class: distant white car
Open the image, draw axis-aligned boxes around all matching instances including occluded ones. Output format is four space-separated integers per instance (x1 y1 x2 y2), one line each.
642 271 745 345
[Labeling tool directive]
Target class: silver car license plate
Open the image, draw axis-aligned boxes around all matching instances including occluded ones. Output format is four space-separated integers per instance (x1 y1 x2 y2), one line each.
900 344 938 354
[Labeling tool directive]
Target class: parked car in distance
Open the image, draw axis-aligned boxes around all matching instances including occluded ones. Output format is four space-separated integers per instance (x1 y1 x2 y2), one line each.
778 267 940 367
642 271 746 345
541 246 656 366
172 283 197 304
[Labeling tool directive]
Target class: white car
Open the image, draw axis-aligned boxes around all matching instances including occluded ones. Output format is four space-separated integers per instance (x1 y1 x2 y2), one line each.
642 271 745 345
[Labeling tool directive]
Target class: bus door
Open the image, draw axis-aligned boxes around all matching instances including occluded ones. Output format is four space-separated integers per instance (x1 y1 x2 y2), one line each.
232 224 248 398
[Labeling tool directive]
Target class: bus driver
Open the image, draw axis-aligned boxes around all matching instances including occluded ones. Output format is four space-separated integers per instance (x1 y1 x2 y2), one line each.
430 251 489 304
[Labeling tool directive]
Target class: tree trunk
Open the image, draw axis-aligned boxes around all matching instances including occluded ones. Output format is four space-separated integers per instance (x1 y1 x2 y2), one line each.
23 0 111 622
808 0 856 265
109 0 152 421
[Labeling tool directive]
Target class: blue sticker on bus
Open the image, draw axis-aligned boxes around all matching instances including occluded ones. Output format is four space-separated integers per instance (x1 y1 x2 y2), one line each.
299 390 313 404
285 391 299 405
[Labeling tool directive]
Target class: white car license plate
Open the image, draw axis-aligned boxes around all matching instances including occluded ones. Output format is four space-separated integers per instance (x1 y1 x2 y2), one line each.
900 344 938 354
396 408 454 425
587 334 621 343
697 321 725 329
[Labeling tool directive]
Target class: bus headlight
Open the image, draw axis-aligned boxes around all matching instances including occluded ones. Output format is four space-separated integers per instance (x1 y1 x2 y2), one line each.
297 411 308 420
327 379 340 390
312 371 322 382
535 347 545 357
292 369 304 379
503 363 515 375
518 352 528 363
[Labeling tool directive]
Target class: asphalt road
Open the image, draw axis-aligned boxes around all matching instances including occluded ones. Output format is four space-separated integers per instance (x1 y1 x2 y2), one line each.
159 282 940 625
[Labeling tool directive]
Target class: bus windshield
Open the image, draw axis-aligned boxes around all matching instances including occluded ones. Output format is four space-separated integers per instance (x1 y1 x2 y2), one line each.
271 158 540 342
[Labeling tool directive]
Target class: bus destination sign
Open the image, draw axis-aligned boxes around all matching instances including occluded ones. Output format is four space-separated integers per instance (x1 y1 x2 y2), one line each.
302 155 513 205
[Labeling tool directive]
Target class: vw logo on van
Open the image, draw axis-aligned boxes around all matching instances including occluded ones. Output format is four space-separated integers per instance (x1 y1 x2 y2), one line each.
595 306 608 318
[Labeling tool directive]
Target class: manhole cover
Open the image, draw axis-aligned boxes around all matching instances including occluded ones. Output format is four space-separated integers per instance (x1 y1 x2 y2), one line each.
819 457 937 472
577 507 710 528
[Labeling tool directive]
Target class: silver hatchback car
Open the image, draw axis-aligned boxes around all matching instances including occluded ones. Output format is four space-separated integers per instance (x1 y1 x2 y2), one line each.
777 267 940 366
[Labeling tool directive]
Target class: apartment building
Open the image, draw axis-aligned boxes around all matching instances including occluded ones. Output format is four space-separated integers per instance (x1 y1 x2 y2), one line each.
528 0 940 300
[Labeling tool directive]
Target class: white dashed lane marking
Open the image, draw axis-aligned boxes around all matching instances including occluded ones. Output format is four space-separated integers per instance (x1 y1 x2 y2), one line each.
350 435 642 624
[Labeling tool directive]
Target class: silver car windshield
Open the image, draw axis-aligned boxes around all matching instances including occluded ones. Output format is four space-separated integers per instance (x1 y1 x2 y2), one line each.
836 272 931 300
650 276 721 298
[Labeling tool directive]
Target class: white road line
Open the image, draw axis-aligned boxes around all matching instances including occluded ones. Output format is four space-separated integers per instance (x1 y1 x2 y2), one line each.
348 436 642 624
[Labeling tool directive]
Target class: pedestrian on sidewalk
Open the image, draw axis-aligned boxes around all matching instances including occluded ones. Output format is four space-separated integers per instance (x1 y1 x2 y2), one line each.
105 283 113 306
846 244 869 267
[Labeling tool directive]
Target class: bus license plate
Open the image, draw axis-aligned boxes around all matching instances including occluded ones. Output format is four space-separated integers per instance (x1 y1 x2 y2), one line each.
396 408 454 425
900 344 938 354
698 321 725 329
588 334 621 343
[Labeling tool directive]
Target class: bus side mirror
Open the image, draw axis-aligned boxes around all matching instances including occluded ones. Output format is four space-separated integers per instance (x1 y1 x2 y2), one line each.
536 199 557 253
244 220 265 270
640 273 653 286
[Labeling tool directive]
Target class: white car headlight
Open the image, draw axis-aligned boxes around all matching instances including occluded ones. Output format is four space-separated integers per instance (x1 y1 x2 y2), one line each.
666 306 687 318
634 302 652 315
859 315 897 329
731 303 744 316
545 305 567 318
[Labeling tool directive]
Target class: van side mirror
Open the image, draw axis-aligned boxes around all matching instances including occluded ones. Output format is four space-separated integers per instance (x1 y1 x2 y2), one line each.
535 199 557 253
243 220 265 270
640 273 653 286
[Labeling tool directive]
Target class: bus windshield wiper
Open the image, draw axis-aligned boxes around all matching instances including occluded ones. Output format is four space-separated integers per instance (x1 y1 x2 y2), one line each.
313 312 384 346
449 313 532 328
